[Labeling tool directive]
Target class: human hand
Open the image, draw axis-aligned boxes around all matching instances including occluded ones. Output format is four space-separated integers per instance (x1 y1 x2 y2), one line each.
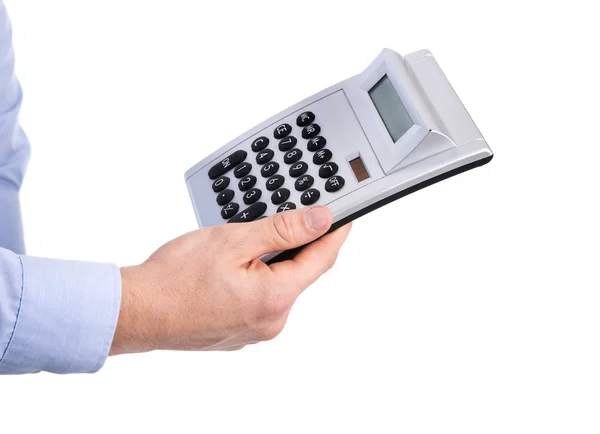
110 206 351 355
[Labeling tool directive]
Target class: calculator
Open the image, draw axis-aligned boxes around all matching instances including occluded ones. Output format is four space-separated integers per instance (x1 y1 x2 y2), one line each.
185 48 493 263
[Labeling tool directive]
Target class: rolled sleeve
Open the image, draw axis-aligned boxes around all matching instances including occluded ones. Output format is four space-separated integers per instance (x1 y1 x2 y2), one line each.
0 249 121 374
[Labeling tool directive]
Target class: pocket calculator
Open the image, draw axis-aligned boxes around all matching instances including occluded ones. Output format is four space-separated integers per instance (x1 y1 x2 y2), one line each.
185 48 493 263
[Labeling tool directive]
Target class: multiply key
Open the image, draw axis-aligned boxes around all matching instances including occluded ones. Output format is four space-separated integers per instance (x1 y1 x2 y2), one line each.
208 150 247 180
228 202 268 223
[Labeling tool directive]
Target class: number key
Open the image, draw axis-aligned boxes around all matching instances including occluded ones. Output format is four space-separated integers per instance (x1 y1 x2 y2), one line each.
243 188 262 205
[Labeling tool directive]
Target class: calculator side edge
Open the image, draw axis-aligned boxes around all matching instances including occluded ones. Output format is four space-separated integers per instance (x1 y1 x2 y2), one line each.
266 151 493 265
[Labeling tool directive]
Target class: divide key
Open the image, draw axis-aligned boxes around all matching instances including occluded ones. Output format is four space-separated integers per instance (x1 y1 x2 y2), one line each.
208 150 248 180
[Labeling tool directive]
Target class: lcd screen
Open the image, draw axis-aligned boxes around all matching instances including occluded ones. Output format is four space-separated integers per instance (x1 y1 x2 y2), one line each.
368 75 414 142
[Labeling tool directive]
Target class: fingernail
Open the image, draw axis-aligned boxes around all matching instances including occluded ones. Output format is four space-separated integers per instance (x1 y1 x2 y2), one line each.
305 207 330 230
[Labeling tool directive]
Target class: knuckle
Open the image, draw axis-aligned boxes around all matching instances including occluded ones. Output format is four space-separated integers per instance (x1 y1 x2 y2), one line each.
327 250 340 270
270 212 298 248
258 324 284 342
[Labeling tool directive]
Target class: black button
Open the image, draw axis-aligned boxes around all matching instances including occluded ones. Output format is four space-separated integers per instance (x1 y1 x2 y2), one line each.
256 149 274 165
300 188 320 206
233 162 252 178
294 175 314 191
277 202 296 213
243 188 262 205
278 136 297 152
221 202 239 219
325 175 345 193
302 124 320 139
238 175 257 192
266 174 285 191
251 137 269 152
284 148 303 164
208 150 247 180
261 162 280 177
296 111 315 127
307 136 326 152
216 189 234 206
274 123 292 139
271 188 290 205
319 162 338 178
212 176 230 192
289 161 309 178
313 148 332 165
229 202 267 223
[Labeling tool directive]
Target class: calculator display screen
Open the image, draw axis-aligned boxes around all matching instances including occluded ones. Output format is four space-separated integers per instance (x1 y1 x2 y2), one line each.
368 75 414 142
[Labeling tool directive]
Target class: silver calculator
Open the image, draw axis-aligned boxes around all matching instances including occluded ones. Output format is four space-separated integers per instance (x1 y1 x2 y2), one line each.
185 48 493 262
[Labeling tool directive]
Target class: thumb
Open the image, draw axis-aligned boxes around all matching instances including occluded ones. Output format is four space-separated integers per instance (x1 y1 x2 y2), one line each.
234 206 333 260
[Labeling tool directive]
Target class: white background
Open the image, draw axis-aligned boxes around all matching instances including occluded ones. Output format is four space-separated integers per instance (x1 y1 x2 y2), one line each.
1 0 599 433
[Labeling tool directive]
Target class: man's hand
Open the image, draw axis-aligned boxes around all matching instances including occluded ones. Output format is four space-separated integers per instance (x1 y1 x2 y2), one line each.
110 206 351 355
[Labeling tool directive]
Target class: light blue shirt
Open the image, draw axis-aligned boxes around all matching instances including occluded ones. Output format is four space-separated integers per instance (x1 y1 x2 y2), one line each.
0 2 121 374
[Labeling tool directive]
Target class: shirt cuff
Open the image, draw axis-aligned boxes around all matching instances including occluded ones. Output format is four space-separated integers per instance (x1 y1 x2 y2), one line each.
0 256 121 374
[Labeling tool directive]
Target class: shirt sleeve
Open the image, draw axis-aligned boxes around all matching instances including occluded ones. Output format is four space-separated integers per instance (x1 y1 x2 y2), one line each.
0 248 122 374
0 2 122 375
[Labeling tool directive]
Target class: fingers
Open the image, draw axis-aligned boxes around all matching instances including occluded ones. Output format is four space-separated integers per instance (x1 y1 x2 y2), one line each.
270 222 352 296
227 206 334 262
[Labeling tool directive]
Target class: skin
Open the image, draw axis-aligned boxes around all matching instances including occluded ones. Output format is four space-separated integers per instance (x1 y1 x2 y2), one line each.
110 206 351 355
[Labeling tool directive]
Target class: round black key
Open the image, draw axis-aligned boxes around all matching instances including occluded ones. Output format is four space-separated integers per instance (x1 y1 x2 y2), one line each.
296 111 315 127
319 162 338 178
271 188 290 205
256 149 274 165
243 188 262 205
221 202 239 219
302 123 321 139
294 174 314 191
208 150 247 180
289 161 309 178
229 202 267 223
238 175 257 192
261 162 280 178
233 162 252 178
307 136 326 152
274 123 292 139
278 136 297 152
251 136 269 152
313 148 332 165
300 188 320 206
277 202 296 213
216 189 234 206
325 175 345 193
212 176 230 193
266 174 285 191
284 148 303 164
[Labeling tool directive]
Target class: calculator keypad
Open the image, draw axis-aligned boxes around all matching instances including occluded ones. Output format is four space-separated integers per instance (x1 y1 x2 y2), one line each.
302 124 321 139
233 162 252 178
271 188 291 205
229 202 267 223
217 189 234 206
238 175 257 191
283 149 302 164
209 150 247 179
256 149 274 165
221 202 239 219
289 162 309 178
209 111 347 222
243 188 262 205
212 176 230 192
278 136 297 152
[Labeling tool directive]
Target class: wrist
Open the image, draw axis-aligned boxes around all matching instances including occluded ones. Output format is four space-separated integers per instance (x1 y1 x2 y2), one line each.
110 265 157 356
